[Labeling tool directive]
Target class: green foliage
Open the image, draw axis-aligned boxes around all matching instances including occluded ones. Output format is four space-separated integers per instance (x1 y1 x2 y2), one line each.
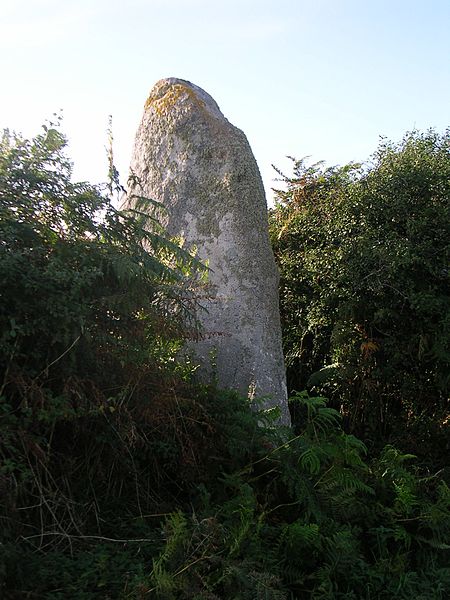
2 379 449 598
1 124 448 599
111 391 449 600
269 130 450 458
0 122 205 595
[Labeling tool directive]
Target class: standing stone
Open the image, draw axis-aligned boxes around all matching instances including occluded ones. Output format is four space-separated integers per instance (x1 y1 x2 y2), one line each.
127 78 290 425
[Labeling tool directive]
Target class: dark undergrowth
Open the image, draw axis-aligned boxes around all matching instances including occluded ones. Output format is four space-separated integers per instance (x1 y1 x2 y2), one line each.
1 382 449 599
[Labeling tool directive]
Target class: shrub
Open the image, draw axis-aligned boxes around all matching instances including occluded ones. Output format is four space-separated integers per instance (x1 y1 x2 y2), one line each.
0 122 204 593
269 130 450 458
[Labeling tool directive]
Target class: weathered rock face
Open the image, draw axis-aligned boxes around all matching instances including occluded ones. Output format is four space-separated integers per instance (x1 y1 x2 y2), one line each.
128 77 290 425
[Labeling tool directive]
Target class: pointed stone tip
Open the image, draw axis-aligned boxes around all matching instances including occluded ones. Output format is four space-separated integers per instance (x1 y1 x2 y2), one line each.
144 77 224 119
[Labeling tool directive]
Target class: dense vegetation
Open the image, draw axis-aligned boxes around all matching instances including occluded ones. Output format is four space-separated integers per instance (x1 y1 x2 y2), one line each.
0 125 449 599
269 131 450 464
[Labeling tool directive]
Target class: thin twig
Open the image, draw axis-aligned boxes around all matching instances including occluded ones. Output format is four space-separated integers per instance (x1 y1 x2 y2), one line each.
34 335 81 380
22 532 157 544
145 555 213 595
0 337 18 397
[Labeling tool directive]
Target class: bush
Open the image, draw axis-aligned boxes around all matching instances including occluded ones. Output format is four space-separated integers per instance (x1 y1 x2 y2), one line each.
269 130 450 459
0 122 204 594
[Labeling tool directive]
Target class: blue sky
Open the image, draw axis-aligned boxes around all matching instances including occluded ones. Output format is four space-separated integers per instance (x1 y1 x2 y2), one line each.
1 0 449 202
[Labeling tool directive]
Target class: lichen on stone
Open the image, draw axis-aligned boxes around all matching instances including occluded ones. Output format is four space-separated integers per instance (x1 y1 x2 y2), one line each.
145 82 207 116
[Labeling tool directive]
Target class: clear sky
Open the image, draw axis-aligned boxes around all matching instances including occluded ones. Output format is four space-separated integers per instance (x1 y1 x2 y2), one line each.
1 0 449 203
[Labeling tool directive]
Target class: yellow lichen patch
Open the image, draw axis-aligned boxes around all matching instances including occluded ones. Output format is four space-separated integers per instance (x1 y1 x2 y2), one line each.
145 83 206 116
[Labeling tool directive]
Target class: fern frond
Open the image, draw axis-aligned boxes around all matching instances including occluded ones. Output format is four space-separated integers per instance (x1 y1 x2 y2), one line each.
299 447 322 475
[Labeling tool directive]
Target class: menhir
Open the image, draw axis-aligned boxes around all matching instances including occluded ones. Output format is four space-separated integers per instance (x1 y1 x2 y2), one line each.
126 77 290 425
